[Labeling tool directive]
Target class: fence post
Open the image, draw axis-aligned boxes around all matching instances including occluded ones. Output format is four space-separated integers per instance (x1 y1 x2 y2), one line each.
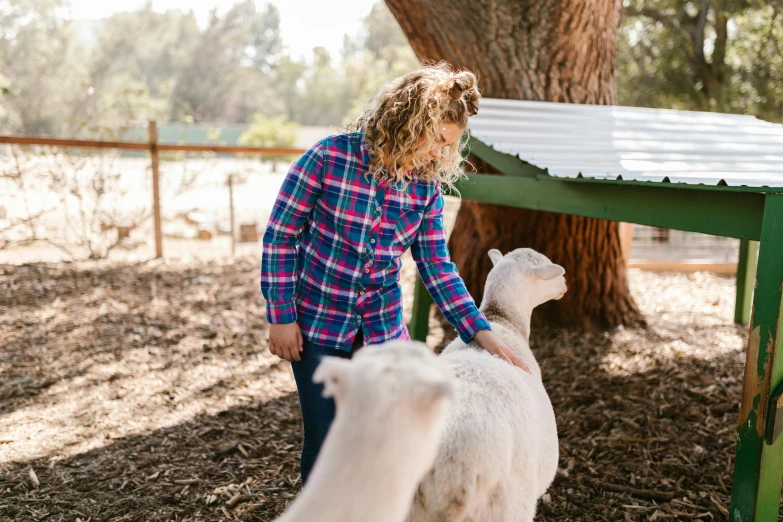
149 121 163 259
409 275 433 342
735 238 759 325
228 173 236 257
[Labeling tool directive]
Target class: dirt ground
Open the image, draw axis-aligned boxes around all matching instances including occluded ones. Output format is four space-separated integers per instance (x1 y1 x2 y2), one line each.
0 254 761 521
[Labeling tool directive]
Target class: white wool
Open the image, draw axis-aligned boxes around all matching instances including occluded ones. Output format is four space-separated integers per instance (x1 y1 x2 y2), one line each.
275 341 455 522
409 248 567 522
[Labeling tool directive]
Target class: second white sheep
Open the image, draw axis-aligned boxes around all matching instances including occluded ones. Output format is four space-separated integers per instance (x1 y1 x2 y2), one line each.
409 247 566 522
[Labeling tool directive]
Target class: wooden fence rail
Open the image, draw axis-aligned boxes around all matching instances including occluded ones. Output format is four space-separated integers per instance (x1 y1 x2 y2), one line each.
0 121 306 258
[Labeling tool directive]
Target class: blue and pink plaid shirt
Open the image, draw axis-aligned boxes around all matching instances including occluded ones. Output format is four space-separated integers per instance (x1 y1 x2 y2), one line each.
261 131 490 351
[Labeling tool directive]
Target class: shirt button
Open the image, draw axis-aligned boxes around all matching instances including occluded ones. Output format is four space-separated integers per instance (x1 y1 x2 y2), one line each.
364 268 370 273
370 239 376 244
360 291 365 296
356 314 361 320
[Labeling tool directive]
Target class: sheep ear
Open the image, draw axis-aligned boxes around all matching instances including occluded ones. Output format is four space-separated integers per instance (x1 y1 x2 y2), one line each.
414 379 454 407
313 357 353 398
532 264 565 280
488 249 504 266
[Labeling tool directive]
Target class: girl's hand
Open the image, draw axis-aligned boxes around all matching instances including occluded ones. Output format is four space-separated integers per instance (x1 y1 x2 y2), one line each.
269 323 304 362
473 330 532 374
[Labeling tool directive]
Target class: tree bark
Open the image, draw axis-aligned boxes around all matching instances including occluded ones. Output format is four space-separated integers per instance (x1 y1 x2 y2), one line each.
386 0 644 328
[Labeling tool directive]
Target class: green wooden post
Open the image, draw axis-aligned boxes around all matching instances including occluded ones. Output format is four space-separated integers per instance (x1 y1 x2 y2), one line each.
735 239 759 325
409 274 433 342
729 194 783 521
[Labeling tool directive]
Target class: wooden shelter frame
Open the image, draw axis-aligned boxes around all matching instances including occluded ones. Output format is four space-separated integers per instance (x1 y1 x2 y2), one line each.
409 136 780 521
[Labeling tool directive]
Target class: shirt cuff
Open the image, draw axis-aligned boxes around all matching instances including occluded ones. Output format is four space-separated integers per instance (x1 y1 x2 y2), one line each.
456 309 492 344
265 301 298 324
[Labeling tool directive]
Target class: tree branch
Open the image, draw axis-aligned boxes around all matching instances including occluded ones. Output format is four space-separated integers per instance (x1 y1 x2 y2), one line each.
625 5 693 49
690 0 710 66
624 6 680 29
712 7 728 78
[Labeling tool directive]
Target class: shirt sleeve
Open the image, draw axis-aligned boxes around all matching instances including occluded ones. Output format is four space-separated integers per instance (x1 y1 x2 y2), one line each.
261 141 325 324
410 187 491 343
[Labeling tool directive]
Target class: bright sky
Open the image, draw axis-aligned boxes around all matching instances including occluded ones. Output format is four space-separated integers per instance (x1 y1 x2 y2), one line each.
66 0 377 59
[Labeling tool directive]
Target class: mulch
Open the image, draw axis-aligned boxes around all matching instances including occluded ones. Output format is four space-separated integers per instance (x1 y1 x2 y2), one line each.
0 258 763 521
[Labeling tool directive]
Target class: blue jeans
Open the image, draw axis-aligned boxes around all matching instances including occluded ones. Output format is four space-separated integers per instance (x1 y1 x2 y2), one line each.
291 332 363 485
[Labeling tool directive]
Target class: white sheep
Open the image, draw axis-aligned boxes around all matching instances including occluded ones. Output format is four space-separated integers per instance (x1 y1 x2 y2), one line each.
408 248 567 522
275 340 455 522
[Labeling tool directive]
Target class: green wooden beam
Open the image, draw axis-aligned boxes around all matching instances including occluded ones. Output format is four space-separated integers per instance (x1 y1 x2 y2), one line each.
451 174 764 240
735 239 759 325
409 274 433 342
729 194 783 521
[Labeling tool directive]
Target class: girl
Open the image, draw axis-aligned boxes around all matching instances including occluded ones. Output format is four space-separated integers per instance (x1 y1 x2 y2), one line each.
261 62 528 485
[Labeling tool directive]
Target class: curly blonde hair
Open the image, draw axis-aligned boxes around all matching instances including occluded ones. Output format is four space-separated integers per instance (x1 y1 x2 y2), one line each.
346 62 480 189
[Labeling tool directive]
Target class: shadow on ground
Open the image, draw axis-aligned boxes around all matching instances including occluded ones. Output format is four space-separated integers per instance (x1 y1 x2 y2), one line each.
0 261 764 521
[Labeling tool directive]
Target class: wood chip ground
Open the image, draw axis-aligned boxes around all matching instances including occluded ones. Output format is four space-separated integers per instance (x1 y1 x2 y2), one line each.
0 256 765 521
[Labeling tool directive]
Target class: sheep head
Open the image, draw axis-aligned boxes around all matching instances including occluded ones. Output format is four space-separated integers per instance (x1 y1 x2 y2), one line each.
486 248 567 309
314 341 454 424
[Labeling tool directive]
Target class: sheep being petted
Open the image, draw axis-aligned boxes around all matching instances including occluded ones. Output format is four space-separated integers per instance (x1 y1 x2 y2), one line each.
274 341 455 522
409 247 567 522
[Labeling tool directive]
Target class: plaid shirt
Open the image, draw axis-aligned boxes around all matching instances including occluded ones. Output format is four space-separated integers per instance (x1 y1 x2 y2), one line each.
261 131 490 351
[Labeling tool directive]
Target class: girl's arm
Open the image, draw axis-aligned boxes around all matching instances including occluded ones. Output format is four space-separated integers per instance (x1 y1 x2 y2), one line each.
410 188 530 372
410 188 490 343
261 142 325 325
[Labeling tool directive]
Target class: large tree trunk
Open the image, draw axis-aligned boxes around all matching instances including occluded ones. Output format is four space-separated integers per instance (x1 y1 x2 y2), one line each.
386 0 644 328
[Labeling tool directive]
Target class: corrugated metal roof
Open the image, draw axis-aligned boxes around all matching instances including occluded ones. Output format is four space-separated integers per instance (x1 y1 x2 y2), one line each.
468 98 783 188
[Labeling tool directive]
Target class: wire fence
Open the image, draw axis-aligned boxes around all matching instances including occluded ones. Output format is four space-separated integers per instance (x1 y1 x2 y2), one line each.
0 123 304 263
627 225 741 273
0 125 745 270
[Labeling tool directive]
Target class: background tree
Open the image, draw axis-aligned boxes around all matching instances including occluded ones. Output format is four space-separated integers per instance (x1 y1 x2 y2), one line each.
385 0 644 328
0 0 88 135
69 6 200 136
341 2 420 118
0 1 422 134
169 1 283 123
238 114 299 171
3 0 778 137
618 0 783 123
275 4 419 126
290 47 351 125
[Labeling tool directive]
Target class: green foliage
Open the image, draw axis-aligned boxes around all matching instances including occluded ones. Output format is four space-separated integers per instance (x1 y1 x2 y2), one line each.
617 0 783 123
4 0 780 137
276 2 420 126
0 0 284 135
239 114 298 148
239 114 299 169
168 0 283 122
727 4 783 120
0 1 421 135
0 0 89 135
339 3 421 120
